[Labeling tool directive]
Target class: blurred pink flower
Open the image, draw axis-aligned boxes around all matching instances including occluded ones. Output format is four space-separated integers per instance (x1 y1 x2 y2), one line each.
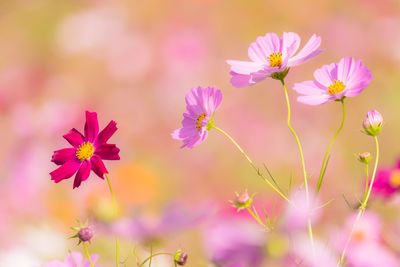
286 234 337 267
332 212 393 266
172 87 222 148
57 8 125 56
111 202 210 243
346 242 398 267
293 57 372 105
50 111 120 188
372 160 400 198
43 251 99 267
281 189 321 234
203 219 266 267
227 32 321 87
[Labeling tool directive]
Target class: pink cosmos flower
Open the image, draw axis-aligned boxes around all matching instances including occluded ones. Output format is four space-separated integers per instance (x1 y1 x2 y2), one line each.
43 251 99 267
372 160 400 198
227 32 322 87
293 57 372 105
50 111 120 188
281 189 321 234
172 87 222 148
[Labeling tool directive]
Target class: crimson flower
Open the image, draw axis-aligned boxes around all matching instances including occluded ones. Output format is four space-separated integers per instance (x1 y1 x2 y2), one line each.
50 111 120 188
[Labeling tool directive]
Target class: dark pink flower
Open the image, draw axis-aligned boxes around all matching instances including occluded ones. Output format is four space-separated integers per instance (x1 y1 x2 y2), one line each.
372 160 400 198
50 111 120 188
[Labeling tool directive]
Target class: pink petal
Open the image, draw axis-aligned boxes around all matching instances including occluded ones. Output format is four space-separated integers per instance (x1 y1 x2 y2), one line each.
313 64 335 87
95 144 120 160
288 34 322 67
51 148 76 165
293 81 325 95
297 94 331 105
84 111 99 142
337 57 355 83
73 160 91 188
226 60 264 75
63 128 84 147
248 33 281 62
95 120 118 145
90 155 108 178
50 160 81 183
229 72 254 88
282 32 301 58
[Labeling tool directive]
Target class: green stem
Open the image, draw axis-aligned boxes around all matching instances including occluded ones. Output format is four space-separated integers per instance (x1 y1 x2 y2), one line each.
316 99 346 193
105 174 120 267
338 136 379 266
83 242 95 267
246 207 266 228
280 79 315 254
139 253 173 266
362 163 370 202
213 126 291 204
281 80 309 196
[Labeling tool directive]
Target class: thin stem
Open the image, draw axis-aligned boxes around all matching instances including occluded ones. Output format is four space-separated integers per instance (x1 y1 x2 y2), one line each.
362 163 370 202
316 100 346 193
338 136 380 266
139 253 173 266
213 126 291 204
281 80 308 196
280 80 315 253
105 174 120 267
83 242 95 267
246 207 266 228
149 246 153 267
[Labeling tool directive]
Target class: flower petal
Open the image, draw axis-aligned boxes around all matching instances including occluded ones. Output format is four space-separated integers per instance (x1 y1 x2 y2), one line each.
73 160 91 188
248 33 281 62
226 60 264 75
313 63 336 87
90 155 108 179
95 120 118 145
51 148 76 165
84 111 99 142
297 94 331 106
50 160 81 183
63 128 84 147
288 34 322 67
282 32 301 58
293 81 325 95
95 144 120 160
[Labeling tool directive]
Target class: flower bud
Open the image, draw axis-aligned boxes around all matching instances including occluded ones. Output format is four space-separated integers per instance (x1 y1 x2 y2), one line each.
357 152 372 164
363 110 383 136
231 190 253 211
78 226 94 243
174 250 188 266
71 224 94 245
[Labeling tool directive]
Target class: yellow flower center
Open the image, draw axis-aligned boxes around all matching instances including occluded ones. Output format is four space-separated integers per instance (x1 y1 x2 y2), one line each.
268 52 282 68
390 170 400 188
328 80 346 95
196 113 207 131
76 142 95 161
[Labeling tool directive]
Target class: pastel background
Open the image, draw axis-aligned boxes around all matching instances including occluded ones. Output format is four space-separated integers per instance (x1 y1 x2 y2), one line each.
1 0 400 266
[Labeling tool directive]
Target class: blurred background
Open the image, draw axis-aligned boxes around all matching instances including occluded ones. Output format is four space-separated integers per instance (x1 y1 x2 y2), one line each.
1 0 400 266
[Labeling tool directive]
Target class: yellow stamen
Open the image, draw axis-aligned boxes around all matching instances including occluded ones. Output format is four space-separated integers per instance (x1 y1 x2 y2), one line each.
390 170 400 188
76 142 95 161
268 52 282 68
328 80 346 95
196 113 207 130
